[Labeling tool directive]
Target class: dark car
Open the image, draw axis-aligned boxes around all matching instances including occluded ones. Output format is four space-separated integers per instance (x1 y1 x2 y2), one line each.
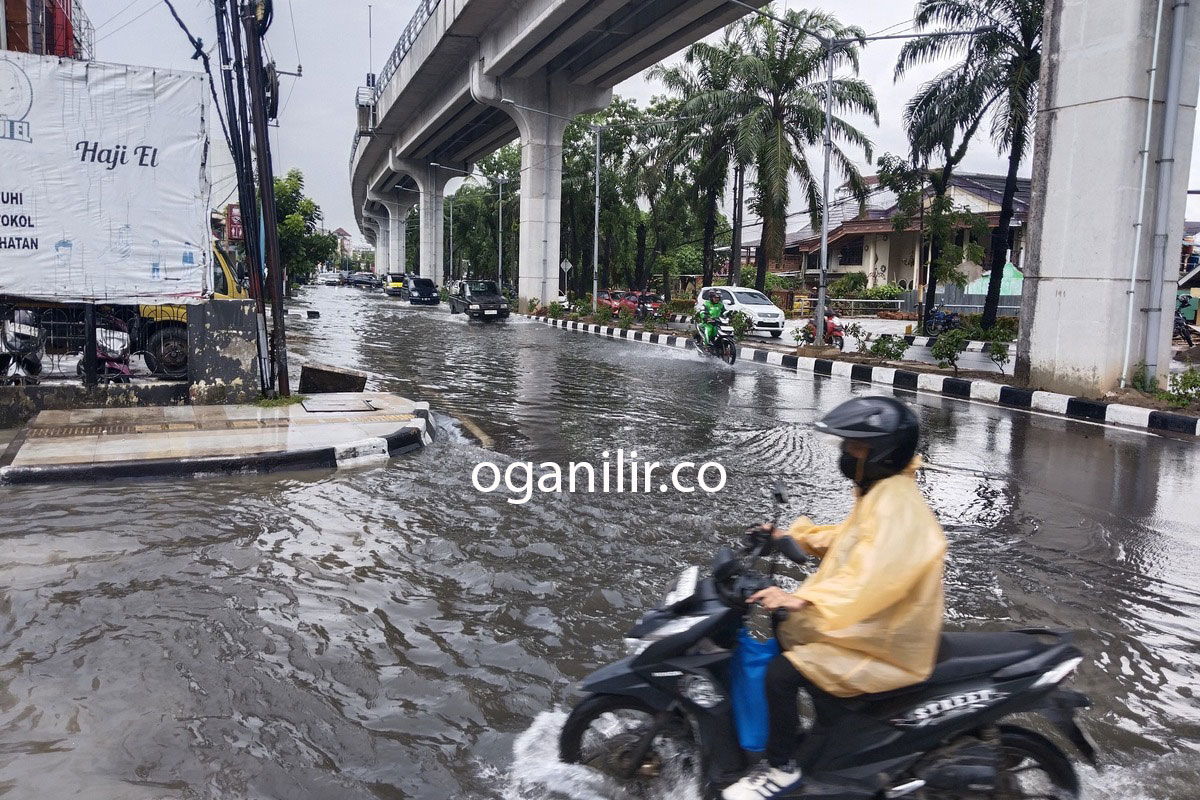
402 276 440 305
348 271 382 289
448 279 509 320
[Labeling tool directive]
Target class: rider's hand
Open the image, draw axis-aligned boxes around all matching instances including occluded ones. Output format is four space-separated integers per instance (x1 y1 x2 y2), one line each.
749 587 809 612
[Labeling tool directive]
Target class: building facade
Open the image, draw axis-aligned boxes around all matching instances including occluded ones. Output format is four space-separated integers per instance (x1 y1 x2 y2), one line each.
743 173 1031 292
2 0 93 60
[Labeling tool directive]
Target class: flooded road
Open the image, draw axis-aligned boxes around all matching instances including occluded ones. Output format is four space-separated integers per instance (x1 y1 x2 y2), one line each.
1 285 1198 799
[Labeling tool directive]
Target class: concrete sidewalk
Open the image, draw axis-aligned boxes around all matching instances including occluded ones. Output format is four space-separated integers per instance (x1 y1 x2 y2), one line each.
0 392 432 484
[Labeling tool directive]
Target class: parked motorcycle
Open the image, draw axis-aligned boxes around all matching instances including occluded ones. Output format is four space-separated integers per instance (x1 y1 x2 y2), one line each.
693 314 738 365
76 314 133 383
0 308 45 384
1175 295 1195 347
559 509 1098 799
924 303 961 336
799 309 845 350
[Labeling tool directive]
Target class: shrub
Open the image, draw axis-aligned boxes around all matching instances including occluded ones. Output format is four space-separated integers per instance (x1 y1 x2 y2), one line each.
668 298 695 315
438 286 450 303
959 313 1019 341
842 322 870 353
596 305 613 325
861 283 906 301
568 312 581 322
869 334 911 362
618 307 634 329
1157 366 1200 408
931 328 970 376
642 314 657 333
986 337 1012 374
547 301 565 319
526 297 540 315
828 273 868 298
727 310 753 341
1132 361 1158 393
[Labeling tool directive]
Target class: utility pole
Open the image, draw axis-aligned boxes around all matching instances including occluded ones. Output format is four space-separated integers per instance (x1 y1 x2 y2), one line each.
216 0 273 395
592 125 601 312
242 0 290 395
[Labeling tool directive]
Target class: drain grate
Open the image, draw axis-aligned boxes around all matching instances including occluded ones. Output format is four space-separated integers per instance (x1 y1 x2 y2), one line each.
29 423 138 438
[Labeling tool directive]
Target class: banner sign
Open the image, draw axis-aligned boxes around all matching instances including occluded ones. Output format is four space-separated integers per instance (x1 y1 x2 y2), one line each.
0 52 211 304
226 204 243 241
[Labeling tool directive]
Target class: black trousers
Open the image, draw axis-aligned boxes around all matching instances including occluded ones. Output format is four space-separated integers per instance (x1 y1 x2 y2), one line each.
765 653 809 768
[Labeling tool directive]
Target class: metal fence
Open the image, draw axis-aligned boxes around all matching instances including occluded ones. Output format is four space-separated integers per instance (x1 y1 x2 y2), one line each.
374 0 443 104
900 286 1022 315
0 301 179 385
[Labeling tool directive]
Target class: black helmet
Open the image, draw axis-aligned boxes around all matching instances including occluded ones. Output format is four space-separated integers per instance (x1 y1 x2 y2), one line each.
814 396 919 487
705 288 722 302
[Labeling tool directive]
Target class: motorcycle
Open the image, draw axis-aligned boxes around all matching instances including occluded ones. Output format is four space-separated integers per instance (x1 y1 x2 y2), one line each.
1175 295 1195 347
559 496 1098 799
76 314 133 383
0 308 45 384
693 313 738 365
924 304 961 337
798 310 845 351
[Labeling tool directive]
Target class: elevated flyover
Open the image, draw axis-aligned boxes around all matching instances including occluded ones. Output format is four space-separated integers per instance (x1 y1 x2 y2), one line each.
351 0 764 304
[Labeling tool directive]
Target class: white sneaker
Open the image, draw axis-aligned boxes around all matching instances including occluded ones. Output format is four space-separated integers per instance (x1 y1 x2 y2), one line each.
721 761 802 800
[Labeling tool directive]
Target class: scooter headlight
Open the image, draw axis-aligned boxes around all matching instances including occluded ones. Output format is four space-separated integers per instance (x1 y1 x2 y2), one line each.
97 329 130 359
680 674 724 708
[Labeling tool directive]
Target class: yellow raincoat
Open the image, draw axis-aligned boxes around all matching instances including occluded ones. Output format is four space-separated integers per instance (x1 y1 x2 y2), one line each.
777 458 946 697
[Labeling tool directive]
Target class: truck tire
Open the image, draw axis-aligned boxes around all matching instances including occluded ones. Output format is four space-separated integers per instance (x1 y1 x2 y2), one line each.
145 326 188 378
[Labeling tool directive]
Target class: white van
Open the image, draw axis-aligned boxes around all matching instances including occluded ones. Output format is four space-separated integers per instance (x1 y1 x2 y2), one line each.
694 286 787 337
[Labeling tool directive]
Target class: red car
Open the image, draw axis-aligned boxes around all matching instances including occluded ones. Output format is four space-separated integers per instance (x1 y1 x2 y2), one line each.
597 289 626 312
618 291 664 317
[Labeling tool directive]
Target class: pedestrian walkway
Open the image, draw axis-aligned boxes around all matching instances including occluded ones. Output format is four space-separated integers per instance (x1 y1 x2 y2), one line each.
0 392 432 484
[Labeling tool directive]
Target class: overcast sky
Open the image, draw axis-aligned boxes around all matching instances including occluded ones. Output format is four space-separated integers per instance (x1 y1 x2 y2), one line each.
86 0 1200 244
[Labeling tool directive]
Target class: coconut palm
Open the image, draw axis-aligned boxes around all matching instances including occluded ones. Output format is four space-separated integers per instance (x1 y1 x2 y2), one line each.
673 7 877 288
652 32 743 287
897 0 1043 329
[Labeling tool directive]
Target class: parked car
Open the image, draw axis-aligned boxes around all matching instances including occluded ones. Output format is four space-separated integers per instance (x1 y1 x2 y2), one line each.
402 276 440 305
596 289 626 312
384 272 407 296
694 286 787 337
448 279 509 320
618 291 664 318
321 273 341 286
348 271 382 289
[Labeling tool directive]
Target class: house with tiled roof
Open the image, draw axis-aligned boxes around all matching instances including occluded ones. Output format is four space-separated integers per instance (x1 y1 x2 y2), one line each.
742 172 1031 292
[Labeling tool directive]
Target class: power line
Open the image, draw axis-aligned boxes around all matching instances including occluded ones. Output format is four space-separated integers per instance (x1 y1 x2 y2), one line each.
94 0 154 31
94 0 159 43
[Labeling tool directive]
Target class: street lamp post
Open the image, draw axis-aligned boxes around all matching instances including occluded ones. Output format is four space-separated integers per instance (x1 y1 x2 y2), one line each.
592 125 601 313
431 162 508 289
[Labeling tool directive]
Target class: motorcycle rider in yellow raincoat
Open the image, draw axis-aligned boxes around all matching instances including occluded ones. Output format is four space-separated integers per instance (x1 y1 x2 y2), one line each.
723 396 947 800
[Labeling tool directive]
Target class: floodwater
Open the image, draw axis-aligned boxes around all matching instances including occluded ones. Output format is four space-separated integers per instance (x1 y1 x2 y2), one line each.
1 285 1198 799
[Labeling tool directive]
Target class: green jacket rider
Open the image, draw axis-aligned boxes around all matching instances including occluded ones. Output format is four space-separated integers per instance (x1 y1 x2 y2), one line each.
700 289 725 345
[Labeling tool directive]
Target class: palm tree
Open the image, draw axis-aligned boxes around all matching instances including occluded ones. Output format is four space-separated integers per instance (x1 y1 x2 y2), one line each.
652 32 743 288
897 0 1042 329
897 67 999 323
670 7 877 289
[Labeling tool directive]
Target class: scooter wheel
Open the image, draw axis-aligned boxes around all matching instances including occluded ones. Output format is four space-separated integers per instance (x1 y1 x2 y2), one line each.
560 694 697 792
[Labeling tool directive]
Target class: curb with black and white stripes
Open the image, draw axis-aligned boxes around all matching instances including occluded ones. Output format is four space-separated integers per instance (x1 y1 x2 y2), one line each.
663 314 1007 353
526 315 1200 439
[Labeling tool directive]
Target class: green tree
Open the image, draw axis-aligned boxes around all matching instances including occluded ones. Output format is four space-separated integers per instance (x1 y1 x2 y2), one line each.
681 8 877 288
273 168 337 288
897 0 1043 329
652 30 744 287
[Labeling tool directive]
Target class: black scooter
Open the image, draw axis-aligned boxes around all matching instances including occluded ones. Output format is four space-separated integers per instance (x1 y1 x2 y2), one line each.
1175 296 1195 347
559 509 1098 799
693 313 738 365
0 309 45 384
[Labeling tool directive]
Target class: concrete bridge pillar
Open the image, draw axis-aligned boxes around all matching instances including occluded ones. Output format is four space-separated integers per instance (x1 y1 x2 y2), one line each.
471 66 610 307
364 217 382 272
1017 0 1200 393
391 159 458 282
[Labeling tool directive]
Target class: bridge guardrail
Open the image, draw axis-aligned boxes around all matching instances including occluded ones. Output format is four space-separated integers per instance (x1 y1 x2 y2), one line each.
376 0 443 104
